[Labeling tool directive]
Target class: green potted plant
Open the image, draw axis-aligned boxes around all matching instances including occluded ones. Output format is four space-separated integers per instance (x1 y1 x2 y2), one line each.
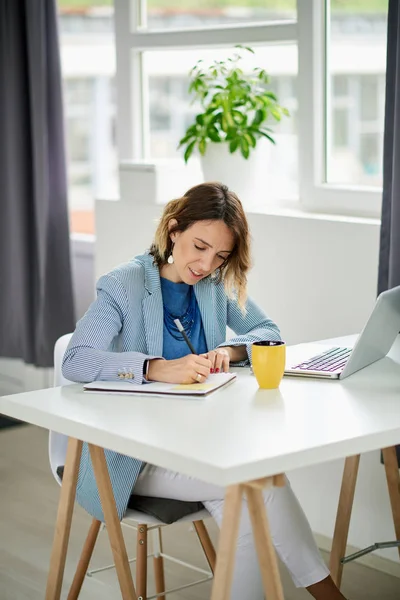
178 45 290 201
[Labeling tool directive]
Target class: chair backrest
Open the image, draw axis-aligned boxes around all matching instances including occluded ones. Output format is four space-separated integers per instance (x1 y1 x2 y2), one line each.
49 333 74 484
54 333 74 386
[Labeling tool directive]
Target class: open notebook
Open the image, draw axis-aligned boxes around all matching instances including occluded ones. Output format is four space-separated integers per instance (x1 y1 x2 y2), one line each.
84 372 237 398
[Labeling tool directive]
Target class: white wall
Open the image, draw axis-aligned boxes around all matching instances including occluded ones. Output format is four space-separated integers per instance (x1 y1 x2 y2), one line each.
70 234 96 322
96 163 399 568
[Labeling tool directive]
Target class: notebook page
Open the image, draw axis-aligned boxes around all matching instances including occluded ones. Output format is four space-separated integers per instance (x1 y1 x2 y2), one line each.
84 372 237 397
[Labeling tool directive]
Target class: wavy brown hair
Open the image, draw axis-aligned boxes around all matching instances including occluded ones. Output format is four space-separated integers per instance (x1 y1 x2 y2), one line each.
149 182 251 310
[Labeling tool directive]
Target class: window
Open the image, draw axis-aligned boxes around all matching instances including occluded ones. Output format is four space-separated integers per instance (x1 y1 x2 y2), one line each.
115 0 389 218
327 0 388 187
116 1 297 207
58 1 118 235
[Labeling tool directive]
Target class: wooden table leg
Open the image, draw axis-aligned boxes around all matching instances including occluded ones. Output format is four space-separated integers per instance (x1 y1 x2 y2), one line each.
45 437 83 600
382 446 400 559
245 480 285 600
329 454 360 588
210 484 243 600
89 444 138 600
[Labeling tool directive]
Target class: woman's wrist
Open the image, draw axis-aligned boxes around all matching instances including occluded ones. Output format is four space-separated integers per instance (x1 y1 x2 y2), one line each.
224 345 247 362
146 358 165 382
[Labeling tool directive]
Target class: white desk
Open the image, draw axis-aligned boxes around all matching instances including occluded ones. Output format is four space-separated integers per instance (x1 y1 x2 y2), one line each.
1 334 400 599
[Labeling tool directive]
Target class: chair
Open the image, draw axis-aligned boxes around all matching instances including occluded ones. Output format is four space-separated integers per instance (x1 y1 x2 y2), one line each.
50 333 216 599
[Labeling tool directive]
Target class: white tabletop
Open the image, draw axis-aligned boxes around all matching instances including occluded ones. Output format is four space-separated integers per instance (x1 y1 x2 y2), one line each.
1 335 400 487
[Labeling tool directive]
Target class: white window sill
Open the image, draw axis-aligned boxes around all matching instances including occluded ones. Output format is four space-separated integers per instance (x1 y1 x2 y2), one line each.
244 199 381 226
70 232 96 252
83 192 381 242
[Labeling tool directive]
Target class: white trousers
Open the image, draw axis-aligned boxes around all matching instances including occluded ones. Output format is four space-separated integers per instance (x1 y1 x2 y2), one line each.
135 465 329 599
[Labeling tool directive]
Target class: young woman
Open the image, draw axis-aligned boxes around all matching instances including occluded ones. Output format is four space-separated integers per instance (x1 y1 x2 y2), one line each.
63 182 346 600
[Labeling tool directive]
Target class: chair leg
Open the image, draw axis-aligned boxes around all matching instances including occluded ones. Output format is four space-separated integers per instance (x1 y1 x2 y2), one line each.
67 518 101 600
152 528 165 600
382 446 400 560
329 454 360 588
193 520 216 573
136 524 148 600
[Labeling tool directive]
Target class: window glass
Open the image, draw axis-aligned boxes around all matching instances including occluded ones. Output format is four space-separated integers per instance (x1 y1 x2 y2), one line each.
327 0 388 186
143 1 296 30
58 1 118 234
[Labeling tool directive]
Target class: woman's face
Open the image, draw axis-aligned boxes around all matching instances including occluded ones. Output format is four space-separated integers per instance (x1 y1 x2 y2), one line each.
161 219 235 284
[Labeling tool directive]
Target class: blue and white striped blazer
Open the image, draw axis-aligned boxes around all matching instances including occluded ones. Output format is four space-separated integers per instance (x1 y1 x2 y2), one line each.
62 252 281 522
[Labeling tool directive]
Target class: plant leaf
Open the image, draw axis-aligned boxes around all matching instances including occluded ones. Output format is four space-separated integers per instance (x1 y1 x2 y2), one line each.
225 126 238 141
232 109 246 125
196 114 205 125
184 124 197 135
244 132 256 148
252 108 266 127
207 126 221 142
240 137 250 159
198 138 207 156
210 111 223 125
270 108 282 121
235 44 254 54
178 133 195 147
229 138 240 153
184 140 197 163
258 130 276 144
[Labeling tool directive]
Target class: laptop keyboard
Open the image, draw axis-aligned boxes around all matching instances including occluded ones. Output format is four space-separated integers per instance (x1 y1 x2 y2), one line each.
292 347 352 373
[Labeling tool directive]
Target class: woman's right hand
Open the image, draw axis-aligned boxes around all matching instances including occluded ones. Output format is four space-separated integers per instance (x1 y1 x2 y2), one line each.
147 354 212 384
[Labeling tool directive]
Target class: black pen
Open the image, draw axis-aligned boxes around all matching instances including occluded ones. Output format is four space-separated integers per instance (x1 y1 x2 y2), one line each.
174 318 197 354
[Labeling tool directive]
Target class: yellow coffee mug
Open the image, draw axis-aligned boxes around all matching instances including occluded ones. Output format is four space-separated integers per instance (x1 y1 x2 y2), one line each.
252 341 286 389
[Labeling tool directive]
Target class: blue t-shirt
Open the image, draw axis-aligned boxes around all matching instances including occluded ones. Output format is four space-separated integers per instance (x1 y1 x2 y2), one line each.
160 277 208 360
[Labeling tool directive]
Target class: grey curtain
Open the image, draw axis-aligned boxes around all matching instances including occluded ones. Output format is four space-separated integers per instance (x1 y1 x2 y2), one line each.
0 0 75 368
378 0 400 465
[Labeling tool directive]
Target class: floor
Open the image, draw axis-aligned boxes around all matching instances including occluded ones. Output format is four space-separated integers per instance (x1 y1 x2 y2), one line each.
0 425 399 599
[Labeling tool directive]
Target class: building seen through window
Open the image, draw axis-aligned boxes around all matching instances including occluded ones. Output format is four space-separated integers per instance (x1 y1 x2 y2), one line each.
328 0 388 186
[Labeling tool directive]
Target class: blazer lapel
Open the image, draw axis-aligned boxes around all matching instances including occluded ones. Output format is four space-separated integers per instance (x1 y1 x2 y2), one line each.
142 290 163 356
194 280 216 352
140 254 164 356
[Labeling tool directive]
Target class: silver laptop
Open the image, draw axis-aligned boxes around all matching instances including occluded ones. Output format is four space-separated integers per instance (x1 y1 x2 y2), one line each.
284 285 400 380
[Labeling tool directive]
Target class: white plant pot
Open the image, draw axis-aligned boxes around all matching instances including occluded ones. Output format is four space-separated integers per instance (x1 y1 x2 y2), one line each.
200 140 272 206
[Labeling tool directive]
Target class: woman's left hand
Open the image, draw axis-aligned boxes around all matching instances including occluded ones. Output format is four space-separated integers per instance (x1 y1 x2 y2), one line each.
201 347 230 373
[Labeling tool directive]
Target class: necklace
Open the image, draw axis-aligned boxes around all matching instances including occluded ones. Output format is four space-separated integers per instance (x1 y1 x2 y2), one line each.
163 286 196 341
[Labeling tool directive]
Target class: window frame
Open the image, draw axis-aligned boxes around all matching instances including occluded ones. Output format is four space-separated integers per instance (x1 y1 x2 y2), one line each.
297 0 383 218
114 0 384 219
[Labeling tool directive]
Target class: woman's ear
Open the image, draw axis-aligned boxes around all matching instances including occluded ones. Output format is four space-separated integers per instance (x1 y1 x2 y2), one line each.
168 218 178 241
